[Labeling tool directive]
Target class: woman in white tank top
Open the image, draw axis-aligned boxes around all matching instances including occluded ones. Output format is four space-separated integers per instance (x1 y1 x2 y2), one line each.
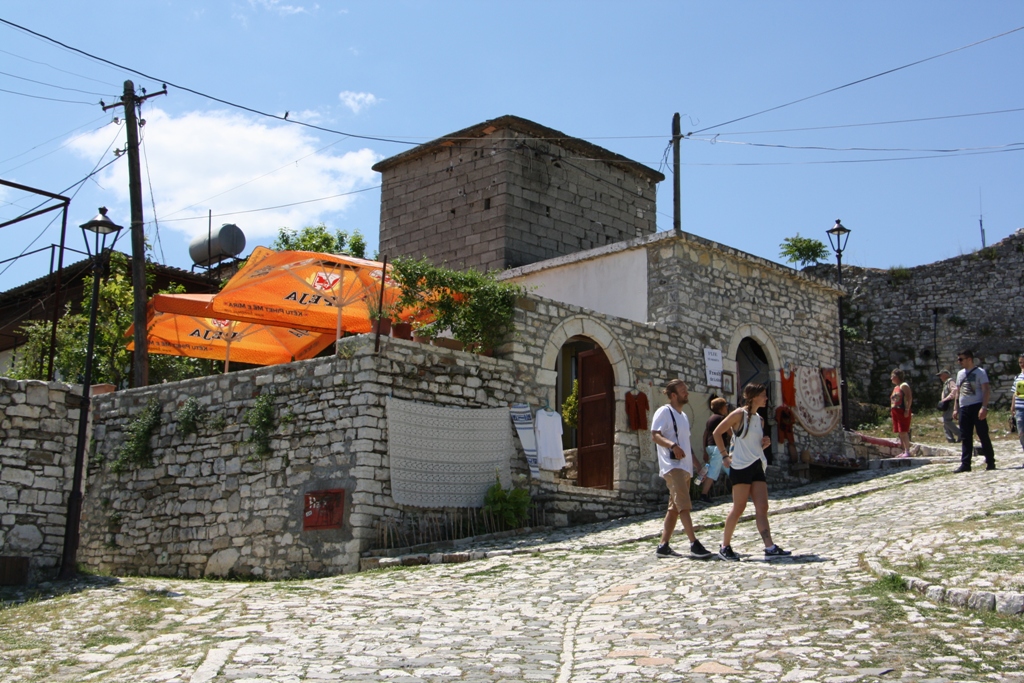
712 383 791 560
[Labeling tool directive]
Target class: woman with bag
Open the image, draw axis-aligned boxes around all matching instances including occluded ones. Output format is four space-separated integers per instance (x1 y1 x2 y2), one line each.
698 397 731 503
713 383 791 560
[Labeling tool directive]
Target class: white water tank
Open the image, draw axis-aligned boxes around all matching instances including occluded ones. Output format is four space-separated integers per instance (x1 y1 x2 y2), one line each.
189 223 246 266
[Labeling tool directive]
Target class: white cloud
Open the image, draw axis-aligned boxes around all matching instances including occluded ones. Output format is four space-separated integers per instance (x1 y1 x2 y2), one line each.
249 0 314 15
66 107 381 241
338 91 380 115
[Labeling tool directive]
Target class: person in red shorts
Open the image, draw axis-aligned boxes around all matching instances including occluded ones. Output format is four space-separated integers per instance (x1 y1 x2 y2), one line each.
890 369 913 458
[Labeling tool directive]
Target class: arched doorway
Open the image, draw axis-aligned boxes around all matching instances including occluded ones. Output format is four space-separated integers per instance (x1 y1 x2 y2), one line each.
556 336 614 490
736 335 774 463
736 337 772 393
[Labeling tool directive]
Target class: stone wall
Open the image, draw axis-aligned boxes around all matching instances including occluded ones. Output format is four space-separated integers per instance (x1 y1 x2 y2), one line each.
810 229 1024 410
0 379 80 583
77 275 847 580
79 338 533 580
377 119 661 272
646 233 845 456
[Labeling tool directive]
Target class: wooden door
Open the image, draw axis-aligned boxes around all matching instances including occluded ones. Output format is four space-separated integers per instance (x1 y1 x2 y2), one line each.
576 349 614 489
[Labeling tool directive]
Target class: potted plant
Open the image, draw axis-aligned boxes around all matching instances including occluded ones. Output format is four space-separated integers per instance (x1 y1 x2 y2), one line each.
391 257 524 354
391 317 414 340
366 298 392 336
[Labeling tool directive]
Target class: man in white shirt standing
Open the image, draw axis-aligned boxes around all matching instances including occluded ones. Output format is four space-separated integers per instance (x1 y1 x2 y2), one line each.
650 379 714 559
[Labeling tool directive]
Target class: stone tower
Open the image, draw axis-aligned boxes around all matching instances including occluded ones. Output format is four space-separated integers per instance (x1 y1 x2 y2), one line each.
373 115 665 272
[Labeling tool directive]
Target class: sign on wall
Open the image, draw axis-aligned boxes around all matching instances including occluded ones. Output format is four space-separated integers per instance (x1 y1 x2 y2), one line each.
704 348 723 388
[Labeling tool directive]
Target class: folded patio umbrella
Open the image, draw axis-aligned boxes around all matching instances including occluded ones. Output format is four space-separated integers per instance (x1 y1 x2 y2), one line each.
128 294 335 371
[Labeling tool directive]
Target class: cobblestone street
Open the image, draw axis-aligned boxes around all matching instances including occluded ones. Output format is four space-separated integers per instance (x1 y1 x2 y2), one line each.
2 443 1023 683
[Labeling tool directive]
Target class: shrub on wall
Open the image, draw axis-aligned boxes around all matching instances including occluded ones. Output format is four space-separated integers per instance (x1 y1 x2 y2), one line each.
391 257 525 352
244 393 275 458
111 399 161 473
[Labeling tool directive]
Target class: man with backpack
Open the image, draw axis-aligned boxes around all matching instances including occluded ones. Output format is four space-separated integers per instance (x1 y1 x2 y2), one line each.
952 349 995 472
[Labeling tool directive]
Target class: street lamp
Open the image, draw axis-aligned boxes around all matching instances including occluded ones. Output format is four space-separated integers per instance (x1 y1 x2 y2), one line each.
826 219 851 431
58 207 123 580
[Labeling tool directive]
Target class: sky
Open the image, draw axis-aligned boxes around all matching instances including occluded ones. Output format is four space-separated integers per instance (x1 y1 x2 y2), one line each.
1 1 1022 292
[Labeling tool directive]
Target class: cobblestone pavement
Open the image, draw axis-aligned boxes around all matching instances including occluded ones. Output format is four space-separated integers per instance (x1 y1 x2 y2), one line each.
2 443 1023 683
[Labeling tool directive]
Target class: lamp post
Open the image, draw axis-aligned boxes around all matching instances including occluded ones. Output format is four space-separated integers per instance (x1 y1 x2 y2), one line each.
58 208 123 580
826 219 851 431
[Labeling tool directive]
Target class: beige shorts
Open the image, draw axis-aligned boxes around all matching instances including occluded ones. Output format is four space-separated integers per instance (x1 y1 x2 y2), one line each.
663 468 692 513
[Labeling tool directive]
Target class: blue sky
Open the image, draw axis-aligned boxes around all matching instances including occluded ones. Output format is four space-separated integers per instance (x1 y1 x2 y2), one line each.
1 1 1022 291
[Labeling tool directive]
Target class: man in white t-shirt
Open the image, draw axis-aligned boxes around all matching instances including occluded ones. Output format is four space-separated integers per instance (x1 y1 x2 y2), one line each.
650 379 714 559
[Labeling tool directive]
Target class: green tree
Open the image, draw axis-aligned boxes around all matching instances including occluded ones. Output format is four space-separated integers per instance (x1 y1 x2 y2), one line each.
9 252 217 387
779 234 829 268
272 222 366 258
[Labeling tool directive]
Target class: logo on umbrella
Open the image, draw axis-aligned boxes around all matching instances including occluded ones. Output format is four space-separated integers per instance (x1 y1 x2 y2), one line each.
311 271 340 292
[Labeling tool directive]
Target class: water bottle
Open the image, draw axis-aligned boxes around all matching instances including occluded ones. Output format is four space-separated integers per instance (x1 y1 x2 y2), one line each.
694 464 709 486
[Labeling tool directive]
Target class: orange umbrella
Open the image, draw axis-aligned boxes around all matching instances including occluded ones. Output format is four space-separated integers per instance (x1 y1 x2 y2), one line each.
128 294 335 370
209 247 409 338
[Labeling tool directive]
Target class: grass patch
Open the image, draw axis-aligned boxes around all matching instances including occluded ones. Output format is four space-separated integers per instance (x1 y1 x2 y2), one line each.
856 408 1017 445
463 565 512 579
871 573 909 594
83 633 132 649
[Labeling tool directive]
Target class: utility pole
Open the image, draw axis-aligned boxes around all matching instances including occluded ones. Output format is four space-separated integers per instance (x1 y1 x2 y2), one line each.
103 80 166 388
978 189 986 248
672 113 681 236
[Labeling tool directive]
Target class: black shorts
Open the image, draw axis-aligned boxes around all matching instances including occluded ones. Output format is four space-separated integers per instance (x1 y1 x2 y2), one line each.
728 460 766 486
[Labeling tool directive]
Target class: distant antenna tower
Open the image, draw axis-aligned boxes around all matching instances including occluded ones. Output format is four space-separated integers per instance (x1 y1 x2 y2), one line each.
979 189 986 248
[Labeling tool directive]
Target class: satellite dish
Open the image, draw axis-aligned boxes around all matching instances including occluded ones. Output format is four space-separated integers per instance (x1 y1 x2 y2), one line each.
189 223 246 266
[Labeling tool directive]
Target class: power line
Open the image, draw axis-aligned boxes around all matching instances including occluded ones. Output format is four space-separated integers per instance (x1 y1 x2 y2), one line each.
0 86 95 105
680 146 1024 166
0 46 118 87
153 185 381 224
714 107 1024 135
690 25 1024 135
0 17 421 147
0 68 113 97
686 137 1024 154
0 115 113 175
159 136 351 220
140 132 166 264
1 127 123 227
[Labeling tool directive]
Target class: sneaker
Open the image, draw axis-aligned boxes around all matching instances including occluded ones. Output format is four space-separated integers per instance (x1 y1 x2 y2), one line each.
764 544 792 557
656 544 682 558
699 493 713 504
690 540 713 559
895 452 910 459
718 545 740 561
953 466 971 473
986 464 996 471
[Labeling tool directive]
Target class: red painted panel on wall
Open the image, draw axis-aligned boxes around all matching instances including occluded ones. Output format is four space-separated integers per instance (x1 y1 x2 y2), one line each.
303 489 345 530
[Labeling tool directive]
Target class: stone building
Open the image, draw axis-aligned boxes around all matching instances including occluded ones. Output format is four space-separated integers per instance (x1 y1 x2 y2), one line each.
375 115 664 272
4 115 855 581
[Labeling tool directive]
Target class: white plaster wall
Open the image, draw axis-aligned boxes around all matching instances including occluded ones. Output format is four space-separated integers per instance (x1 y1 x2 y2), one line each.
508 248 648 323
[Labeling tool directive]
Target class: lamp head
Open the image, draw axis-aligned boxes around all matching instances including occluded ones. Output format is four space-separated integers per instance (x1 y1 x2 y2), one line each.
80 207 123 235
826 219 851 253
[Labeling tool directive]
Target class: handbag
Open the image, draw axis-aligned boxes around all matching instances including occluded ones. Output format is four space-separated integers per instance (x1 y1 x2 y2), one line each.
937 399 951 411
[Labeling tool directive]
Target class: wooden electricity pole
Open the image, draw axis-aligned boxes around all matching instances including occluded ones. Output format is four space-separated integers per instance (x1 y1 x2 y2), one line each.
103 80 166 388
672 113 681 236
